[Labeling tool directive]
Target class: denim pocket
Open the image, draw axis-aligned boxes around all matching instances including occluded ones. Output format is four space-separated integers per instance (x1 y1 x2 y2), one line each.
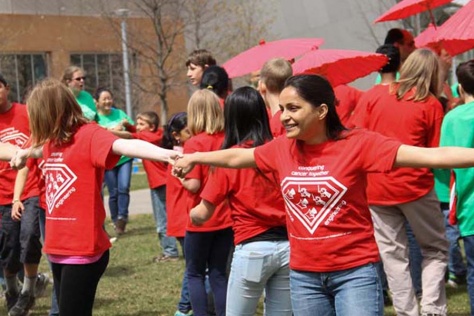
243 251 265 282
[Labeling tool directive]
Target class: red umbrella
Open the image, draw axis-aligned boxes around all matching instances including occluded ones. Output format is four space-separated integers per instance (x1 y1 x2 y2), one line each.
222 38 324 78
432 0 474 56
292 49 389 87
374 0 452 24
414 23 457 55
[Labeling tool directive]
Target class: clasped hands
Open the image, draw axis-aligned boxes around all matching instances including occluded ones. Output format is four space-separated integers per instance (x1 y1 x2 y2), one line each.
170 154 195 179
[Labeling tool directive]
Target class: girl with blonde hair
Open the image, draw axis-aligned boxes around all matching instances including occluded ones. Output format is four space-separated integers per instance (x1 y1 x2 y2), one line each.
180 89 233 316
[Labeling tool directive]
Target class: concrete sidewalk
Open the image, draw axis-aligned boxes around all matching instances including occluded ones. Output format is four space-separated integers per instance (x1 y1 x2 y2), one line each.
104 188 153 215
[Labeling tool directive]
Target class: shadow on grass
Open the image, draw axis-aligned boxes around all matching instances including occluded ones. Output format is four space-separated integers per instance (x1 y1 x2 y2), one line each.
103 265 136 278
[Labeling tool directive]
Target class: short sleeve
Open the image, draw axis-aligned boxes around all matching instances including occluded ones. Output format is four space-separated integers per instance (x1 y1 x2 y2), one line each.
200 168 229 206
254 137 283 174
358 130 402 173
183 138 204 180
89 126 120 169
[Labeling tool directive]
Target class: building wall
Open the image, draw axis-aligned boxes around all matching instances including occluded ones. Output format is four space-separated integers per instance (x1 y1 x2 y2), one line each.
0 11 189 118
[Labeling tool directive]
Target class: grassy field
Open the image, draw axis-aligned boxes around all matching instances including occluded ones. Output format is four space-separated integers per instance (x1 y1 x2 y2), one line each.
0 172 470 315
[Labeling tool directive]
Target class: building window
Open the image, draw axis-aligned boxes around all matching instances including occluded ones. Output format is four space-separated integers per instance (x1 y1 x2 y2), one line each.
0 53 48 103
70 53 125 105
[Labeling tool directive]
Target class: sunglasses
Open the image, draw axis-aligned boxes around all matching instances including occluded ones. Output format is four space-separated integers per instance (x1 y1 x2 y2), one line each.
72 76 86 82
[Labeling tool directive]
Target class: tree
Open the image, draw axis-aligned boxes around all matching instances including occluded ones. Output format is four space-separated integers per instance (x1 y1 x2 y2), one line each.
97 0 275 124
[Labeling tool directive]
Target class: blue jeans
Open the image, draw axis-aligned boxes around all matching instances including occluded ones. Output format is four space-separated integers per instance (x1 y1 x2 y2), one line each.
441 204 467 278
185 228 233 316
177 237 192 313
39 209 60 316
104 159 132 222
405 221 422 296
290 263 383 316
462 235 474 316
226 240 291 316
150 185 178 257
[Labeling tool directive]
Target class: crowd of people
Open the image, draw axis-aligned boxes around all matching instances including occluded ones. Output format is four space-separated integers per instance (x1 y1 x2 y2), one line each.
0 27 474 316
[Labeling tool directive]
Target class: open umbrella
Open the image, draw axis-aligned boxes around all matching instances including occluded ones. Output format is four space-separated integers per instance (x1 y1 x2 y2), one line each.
374 0 452 24
292 49 388 87
222 38 324 78
430 0 474 56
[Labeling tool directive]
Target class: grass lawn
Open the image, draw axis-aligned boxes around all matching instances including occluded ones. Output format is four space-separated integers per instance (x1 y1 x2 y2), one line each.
1 170 471 315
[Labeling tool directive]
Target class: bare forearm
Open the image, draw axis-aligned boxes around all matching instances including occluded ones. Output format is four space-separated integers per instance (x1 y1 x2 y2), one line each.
110 130 133 139
191 148 257 169
0 142 18 161
395 145 474 169
112 139 179 162
13 167 29 201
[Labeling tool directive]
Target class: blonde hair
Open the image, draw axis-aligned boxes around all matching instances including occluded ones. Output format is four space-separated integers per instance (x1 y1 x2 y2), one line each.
395 48 440 101
260 58 293 94
187 89 224 135
27 78 87 147
61 65 85 85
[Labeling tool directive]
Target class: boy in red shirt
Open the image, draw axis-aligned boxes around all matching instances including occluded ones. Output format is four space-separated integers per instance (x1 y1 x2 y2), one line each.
0 73 46 316
113 111 179 261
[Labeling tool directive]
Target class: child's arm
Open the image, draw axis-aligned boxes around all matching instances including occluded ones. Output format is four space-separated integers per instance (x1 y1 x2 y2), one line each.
11 166 29 221
109 130 133 139
189 199 216 226
112 139 180 163
0 142 18 161
10 147 43 169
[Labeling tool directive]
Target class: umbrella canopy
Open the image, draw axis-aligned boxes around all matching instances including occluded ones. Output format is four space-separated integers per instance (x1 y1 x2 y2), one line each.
432 0 474 56
222 38 324 78
292 49 389 87
374 0 452 23
414 23 457 55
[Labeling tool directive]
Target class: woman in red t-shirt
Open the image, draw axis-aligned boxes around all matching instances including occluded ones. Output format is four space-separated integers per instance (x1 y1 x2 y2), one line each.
173 74 474 316
190 87 291 315
12 78 180 316
180 89 233 316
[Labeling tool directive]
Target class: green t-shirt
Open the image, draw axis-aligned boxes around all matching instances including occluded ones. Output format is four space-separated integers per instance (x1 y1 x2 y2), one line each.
374 72 400 85
76 90 97 121
440 101 474 236
97 108 134 167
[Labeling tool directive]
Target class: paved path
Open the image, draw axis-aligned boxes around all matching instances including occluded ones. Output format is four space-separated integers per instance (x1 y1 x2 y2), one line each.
104 188 153 215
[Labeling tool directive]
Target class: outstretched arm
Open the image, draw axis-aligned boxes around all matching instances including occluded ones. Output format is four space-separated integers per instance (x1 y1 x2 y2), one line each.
10 147 43 169
173 147 257 178
0 142 18 161
395 145 474 169
112 138 180 163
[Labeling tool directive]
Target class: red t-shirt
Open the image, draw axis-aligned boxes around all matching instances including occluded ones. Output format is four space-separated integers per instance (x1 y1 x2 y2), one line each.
270 110 286 138
184 132 233 232
254 130 401 272
0 103 39 204
200 143 286 245
166 162 188 238
42 124 120 256
351 85 444 205
132 129 167 189
334 85 363 127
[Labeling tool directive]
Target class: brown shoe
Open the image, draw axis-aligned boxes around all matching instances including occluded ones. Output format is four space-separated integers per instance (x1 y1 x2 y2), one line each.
115 219 127 235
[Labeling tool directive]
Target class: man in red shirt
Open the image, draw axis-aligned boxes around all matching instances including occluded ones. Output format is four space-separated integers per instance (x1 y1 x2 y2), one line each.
0 74 45 316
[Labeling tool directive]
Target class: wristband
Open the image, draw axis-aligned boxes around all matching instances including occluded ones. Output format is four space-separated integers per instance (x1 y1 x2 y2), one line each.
12 199 20 204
